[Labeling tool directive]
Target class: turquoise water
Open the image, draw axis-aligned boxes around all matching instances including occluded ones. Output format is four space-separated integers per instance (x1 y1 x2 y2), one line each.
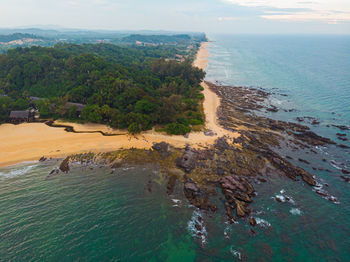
1 36 350 261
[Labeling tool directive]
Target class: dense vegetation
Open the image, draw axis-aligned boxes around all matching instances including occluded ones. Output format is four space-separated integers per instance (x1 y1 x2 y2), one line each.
0 33 41 43
0 42 206 134
121 34 192 45
0 30 207 54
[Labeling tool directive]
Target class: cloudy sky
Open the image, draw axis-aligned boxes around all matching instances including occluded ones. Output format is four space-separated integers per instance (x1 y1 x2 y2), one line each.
1 0 349 34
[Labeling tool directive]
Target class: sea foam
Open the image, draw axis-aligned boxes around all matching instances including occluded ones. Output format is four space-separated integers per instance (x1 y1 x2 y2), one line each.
0 163 38 179
290 208 302 215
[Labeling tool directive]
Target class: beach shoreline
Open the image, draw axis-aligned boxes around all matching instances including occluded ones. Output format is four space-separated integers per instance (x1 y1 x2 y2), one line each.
0 42 237 168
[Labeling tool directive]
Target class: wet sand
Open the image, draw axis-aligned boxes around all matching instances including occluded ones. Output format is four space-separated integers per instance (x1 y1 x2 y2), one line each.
0 42 238 168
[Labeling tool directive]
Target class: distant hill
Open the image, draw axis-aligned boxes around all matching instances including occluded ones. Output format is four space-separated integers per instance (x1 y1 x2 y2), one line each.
0 33 42 43
121 34 192 45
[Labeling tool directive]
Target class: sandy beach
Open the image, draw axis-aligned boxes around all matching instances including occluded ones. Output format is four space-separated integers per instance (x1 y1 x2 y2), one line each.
0 42 237 168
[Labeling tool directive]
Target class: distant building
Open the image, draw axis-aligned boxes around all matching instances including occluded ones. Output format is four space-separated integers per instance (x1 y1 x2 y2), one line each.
9 110 35 123
65 102 86 117
29 96 44 102
0 94 8 98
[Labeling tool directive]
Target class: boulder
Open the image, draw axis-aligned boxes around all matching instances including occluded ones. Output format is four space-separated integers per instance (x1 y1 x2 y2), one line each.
250 217 257 226
176 147 198 173
39 156 47 162
59 157 70 173
235 199 249 217
152 142 170 158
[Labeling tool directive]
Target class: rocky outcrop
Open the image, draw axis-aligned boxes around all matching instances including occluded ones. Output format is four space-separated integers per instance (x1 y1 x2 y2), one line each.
166 175 177 195
59 157 70 173
176 147 198 173
220 175 255 219
250 217 257 226
183 179 217 212
39 156 47 162
152 142 171 159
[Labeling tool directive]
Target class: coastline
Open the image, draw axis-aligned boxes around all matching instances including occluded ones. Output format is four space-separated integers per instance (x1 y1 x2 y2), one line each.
0 42 238 168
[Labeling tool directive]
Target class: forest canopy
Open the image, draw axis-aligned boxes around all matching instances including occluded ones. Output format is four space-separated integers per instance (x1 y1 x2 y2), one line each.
0 42 206 134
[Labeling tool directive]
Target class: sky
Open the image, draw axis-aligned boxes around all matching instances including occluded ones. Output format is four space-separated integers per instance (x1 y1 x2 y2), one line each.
1 0 350 34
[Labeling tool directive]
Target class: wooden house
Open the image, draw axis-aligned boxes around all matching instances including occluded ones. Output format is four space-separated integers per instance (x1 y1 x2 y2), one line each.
9 110 35 123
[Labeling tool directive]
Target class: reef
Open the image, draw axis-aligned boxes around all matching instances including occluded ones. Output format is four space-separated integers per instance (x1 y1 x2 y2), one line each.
48 82 346 226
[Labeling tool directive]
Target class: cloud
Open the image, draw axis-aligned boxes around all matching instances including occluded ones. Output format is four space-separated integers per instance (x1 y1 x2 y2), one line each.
261 11 350 23
223 0 350 23
217 16 241 21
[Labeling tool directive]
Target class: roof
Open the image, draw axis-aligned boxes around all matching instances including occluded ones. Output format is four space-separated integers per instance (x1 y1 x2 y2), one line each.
0 94 8 97
65 102 86 112
10 110 30 119
30 96 44 101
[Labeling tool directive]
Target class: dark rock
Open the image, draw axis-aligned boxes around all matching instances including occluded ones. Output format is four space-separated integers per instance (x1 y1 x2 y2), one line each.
215 137 231 151
266 106 278 113
59 157 70 173
166 175 177 195
47 167 60 179
294 131 336 146
298 158 310 165
275 196 283 203
341 169 350 175
204 130 217 137
195 224 202 231
315 190 328 197
332 125 350 131
250 217 257 226
152 142 170 158
297 167 316 186
184 180 199 193
340 176 350 183
176 147 198 173
257 178 267 183
183 179 217 212
235 199 250 217
39 156 47 162
338 144 350 149
336 133 346 137
146 179 152 193
197 149 215 161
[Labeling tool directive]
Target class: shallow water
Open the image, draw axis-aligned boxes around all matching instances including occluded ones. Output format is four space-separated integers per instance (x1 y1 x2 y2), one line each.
1 35 350 261
206 34 350 168
1 159 349 261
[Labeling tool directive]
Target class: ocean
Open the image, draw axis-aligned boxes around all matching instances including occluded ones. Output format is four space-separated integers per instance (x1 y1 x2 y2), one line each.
1 35 350 261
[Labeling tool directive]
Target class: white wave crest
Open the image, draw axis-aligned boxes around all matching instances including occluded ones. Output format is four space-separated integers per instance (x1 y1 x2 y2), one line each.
230 247 242 260
188 210 207 245
290 208 302 215
0 164 37 179
255 218 271 228
171 199 181 204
